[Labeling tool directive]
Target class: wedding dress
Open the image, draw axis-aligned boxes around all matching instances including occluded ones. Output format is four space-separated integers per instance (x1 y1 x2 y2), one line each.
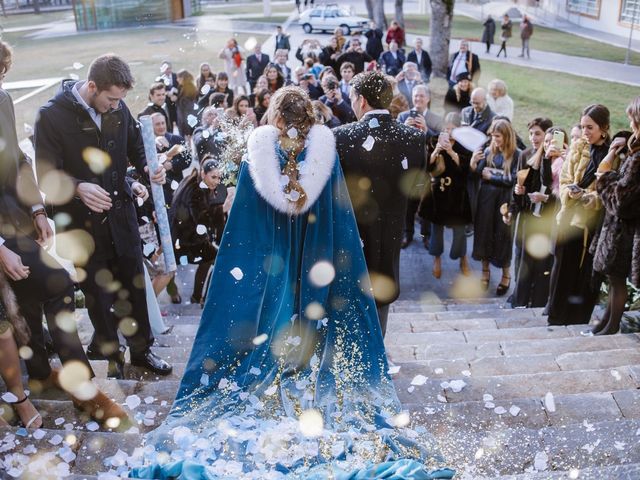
128 124 454 479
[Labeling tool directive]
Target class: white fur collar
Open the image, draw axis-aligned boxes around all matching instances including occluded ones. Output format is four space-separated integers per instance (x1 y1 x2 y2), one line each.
247 124 336 215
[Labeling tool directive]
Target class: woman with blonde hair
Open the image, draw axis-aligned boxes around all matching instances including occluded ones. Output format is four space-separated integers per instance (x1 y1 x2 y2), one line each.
548 104 610 325
444 72 473 114
487 78 514 120
131 85 454 479
175 69 198 138
471 118 521 295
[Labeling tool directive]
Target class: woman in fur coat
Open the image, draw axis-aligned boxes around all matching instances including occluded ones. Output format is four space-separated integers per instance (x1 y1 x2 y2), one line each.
589 97 640 335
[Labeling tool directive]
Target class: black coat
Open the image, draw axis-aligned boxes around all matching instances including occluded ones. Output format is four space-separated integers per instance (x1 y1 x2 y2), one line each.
246 53 270 86
170 176 227 263
482 18 496 44
419 141 472 226
34 80 147 259
379 50 405 76
137 103 169 126
365 28 384 61
159 132 191 205
274 34 291 53
319 46 340 74
592 148 640 286
193 126 226 162
444 87 471 114
334 112 426 305
407 49 432 80
447 51 481 82
319 95 356 125
336 50 373 74
0 90 42 239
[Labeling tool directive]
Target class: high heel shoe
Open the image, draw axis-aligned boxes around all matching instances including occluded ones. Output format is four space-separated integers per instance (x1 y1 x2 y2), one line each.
496 275 511 296
7 393 42 429
432 257 442 279
481 268 490 291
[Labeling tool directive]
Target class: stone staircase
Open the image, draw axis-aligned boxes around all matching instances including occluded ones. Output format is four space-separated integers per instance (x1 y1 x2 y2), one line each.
0 298 639 479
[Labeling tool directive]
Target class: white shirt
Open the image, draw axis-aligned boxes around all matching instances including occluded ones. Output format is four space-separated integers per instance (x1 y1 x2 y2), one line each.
72 81 102 130
449 53 468 83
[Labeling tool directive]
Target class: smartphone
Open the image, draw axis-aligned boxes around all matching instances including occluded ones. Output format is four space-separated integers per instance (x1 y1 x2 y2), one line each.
567 184 582 193
409 109 419 118
553 130 564 149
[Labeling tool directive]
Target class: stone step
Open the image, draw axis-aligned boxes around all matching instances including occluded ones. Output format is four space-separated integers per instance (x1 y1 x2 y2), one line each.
489 462 640 479
393 366 639 404
434 418 640 477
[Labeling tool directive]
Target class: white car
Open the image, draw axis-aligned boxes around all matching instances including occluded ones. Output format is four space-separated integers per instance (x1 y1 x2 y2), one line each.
299 6 369 35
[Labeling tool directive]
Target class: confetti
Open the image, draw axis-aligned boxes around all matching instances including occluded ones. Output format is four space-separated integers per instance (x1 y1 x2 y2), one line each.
610 369 622 381
436 394 447 403
401 157 408 169
433 368 444 375
144 396 155 404
180 256 188 265
388 412 410 428
368 118 379 129
484 402 495 409
196 224 207 235
200 84 211 96
533 451 548 471
1 392 18 403
614 441 626 450
230 267 244 280
171 180 179 190
55 417 65 426
200 374 210 386
388 365 401 375
483 394 494 402
410 375 428 386
249 367 261 375
461 370 471 377
509 405 521 416
125 395 141 410
407 386 415 393
86 421 99 432
143 243 155 257
136 196 144 207
286 127 298 139
362 135 375 151
187 115 198 128
543 392 556 413
48 434 63 446
32 429 45 440
583 420 595 432
264 385 277 396
252 333 268 345
494 406 507 415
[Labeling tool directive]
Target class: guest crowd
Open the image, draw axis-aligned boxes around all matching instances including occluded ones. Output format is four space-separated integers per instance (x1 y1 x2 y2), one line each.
0 9 637 434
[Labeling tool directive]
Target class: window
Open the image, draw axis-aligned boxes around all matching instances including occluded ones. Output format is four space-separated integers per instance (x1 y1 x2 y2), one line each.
566 0 601 18
620 0 640 24
310 9 321 17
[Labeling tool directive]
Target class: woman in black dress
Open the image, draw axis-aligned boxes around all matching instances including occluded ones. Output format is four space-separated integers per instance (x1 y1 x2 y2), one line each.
419 112 472 278
547 104 611 325
471 118 520 295
509 127 567 308
589 98 640 335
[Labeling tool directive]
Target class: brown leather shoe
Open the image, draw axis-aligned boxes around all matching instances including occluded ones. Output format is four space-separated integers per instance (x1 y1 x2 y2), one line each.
71 389 128 426
460 256 471 276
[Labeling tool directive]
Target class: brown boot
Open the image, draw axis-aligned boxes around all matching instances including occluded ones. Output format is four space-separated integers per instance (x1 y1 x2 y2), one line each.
460 256 471 276
432 256 442 279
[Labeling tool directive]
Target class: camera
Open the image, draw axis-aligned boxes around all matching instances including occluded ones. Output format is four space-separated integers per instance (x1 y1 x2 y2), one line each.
327 80 338 90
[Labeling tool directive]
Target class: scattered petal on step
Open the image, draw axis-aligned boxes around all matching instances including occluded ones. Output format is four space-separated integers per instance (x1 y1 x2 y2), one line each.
407 386 415 393
48 434 63 446
200 374 209 386
494 406 507 415
125 394 141 410
433 368 444 375
1 392 18 403
410 375 428 386
144 396 155 404
543 392 556 413
264 385 277 396
436 394 447 403
461 370 471 377
86 421 99 432
483 393 494 402
509 405 521 417
32 429 45 440
614 441 626 451
448 379 466 393
533 451 548 471
610 369 622 381
484 402 495 409
387 365 401 375
55 417 65 426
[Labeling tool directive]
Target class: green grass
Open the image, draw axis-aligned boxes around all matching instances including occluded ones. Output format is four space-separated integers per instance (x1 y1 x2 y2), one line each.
3 26 268 135
401 14 640 66
427 60 635 137
0 10 72 29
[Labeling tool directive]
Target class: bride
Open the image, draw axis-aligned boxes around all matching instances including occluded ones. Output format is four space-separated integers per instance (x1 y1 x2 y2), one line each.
129 86 453 479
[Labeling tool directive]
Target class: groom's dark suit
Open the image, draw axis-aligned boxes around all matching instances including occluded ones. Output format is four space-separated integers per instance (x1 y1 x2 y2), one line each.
334 111 426 335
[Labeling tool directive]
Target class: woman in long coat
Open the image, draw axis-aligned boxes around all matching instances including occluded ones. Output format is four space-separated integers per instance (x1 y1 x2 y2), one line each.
589 98 640 335
419 112 472 278
219 38 248 95
547 104 611 325
471 118 520 296
482 15 496 53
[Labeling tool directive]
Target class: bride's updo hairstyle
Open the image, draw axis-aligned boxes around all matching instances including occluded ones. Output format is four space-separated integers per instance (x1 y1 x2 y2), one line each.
266 86 317 212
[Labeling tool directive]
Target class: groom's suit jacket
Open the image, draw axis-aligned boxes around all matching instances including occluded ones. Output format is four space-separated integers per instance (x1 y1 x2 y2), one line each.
334 112 426 306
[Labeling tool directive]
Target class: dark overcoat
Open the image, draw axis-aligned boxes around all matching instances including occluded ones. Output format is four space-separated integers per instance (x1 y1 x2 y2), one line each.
334 112 426 305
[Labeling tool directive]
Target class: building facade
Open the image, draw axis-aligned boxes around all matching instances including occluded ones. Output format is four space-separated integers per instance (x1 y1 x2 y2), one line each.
521 0 639 36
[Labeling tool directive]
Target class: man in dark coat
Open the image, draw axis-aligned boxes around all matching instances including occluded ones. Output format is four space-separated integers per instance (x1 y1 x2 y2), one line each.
482 15 496 53
461 87 495 135
378 41 405 76
138 82 170 125
407 37 432 83
364 21 384 62
193 106 226 162
319 75 356 125
151 112 191 206
35 54 173 379
245 44 270 91
447 40 481 87
336 37 373 74
156 61 178 130
274 26 291 54
334 71 426 335
0 43 127 424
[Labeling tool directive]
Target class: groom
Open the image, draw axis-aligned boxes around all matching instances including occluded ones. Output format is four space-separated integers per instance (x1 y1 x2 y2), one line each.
334 71 427 336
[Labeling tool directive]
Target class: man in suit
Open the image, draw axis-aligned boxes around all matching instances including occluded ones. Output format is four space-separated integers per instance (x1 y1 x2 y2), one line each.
407 37 432 83
397 84 443 248
138 82 170 125
319 74 356 125
378 40 405 76
35 54 173 380
396 62 421 108
274 26 291 54
151 112 191 206
461 87 495 135
274 49 292 84
447 39 481 87
245 44 270 91
193 107 226 162
334 71 426 335
336 37 373 74
156 61 178 130
0 42 126 424
338 62 355 98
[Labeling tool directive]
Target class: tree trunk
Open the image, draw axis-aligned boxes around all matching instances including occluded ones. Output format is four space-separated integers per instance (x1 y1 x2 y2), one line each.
364 0 374 21
372 0 386 30
394 0 404 28
429 0 454 78
33 0 40 14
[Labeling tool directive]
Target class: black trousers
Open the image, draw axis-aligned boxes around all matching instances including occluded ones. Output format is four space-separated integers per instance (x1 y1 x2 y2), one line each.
404 198 431 238
377 304 389 337
82 243 154 359
5 235 93 380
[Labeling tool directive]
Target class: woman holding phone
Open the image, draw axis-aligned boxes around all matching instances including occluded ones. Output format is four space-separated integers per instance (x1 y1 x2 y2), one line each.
547 104 610 325
509 127 567 308
471 118 520 295
419 112 472 278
